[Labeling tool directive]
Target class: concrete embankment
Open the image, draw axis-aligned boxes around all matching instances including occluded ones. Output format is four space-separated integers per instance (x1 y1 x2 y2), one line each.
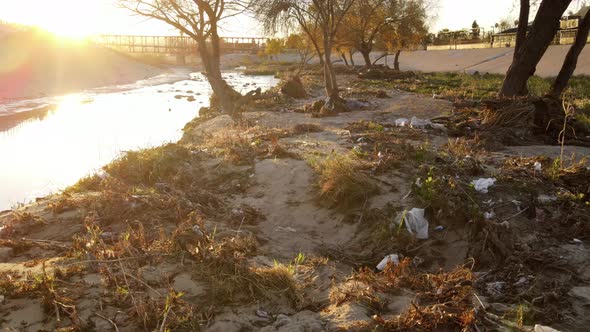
391 45 590 77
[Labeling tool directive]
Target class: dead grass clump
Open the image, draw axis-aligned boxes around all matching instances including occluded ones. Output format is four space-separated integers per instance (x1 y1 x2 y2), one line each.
105 143 199 186
250 264 300 305
202 131 257 165
358 260 479 331
309 152 378 207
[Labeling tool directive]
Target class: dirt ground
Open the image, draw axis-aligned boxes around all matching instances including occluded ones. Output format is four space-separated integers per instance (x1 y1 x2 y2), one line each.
1 70 589 331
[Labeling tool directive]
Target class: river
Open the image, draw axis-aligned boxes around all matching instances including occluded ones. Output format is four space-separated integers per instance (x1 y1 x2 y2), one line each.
0 69 279 211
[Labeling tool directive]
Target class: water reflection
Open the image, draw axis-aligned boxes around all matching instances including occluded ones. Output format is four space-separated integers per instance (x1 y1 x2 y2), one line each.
0 72 278 210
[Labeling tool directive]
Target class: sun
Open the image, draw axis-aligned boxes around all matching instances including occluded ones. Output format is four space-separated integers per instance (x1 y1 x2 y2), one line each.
1 0 105 39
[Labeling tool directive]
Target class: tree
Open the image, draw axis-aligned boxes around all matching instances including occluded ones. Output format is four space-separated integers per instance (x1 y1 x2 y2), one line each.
119 0 248 117
371 0 428 70
471 20 480 39
285 33 315 68
264 38 285 61
339 0 390 67
256 0 355 110
550 8 590 97
514 0 530 58
499 0 573 97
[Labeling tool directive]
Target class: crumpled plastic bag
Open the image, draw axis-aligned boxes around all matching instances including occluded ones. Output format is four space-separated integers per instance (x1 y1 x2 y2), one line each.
471 178 496 193
376 254 400 270
397 208 429 239
394 118 410 127
410 116 432 129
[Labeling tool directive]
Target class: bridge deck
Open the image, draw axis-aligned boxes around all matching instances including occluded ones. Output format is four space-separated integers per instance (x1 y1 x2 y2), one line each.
92 35 267 55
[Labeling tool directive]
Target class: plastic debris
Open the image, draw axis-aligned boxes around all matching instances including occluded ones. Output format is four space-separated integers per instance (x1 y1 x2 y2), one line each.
192 225 204 237
534 325 561 332
471 178 496 193
534 161 542 171
410 116 432 129
275 226 297 233
434 225 444 231
401 208 429 239
394 118 410 127
377 254 400 271
573 238 583 244
537 195 557 204
484 211 496 220
486 281 506 295
256 310 271 320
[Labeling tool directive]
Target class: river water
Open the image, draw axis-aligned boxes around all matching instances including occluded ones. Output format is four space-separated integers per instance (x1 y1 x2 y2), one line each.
0 69 279 211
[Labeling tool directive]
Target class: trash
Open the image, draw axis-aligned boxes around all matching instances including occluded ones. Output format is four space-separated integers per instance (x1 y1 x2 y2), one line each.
377 254 400 271
434 225 444 231
512 200 522 211
537 195 557 204
486 281 506 295
573 238 583 244
357 137 366 143
534 325 561 332
412 256 424 267
415 178 423 188
0 294 4 304
394 118 410 127
275 226 297 233
256 310 271 320
410 116 432 129
484 211 496 220
192 225 204 237
534 162 542 171
471 178 496 193
400 208 429 239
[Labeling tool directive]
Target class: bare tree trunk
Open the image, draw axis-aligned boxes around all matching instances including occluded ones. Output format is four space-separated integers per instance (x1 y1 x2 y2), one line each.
361 50 372 68
323 38 339 98
348 50 355 66
499 0 572 97
514 0 530 57
338 48 349 66
550 10 590 98
394 50 401 71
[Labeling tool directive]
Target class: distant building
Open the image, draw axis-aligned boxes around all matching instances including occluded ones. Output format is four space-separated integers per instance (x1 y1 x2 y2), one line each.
492 6 590 47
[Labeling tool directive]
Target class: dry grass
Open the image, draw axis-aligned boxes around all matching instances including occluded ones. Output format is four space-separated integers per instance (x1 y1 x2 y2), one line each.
353 259 479 331
308 152 378 207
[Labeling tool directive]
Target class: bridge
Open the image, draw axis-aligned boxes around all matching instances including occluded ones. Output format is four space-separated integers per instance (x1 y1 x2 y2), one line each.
92 35 267 56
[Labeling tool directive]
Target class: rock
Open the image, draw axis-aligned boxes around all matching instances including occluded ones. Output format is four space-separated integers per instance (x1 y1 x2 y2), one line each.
187 96 196 102
375 90 389 98
280 76 307 99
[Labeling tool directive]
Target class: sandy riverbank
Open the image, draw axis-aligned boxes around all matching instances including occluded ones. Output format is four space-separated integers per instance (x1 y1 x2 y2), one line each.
1 65 589 331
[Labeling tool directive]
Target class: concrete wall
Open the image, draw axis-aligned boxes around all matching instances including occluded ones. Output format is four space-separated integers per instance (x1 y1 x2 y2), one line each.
427 43 491 51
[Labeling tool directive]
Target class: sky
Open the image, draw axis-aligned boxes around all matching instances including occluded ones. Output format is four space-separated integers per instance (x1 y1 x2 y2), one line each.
0 0 587 37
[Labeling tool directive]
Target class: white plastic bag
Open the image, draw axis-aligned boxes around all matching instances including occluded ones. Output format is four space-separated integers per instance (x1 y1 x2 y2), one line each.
471 178 496 193
394 118 409 127
402 208 429 239
377 254 400 270
410 116 432 129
